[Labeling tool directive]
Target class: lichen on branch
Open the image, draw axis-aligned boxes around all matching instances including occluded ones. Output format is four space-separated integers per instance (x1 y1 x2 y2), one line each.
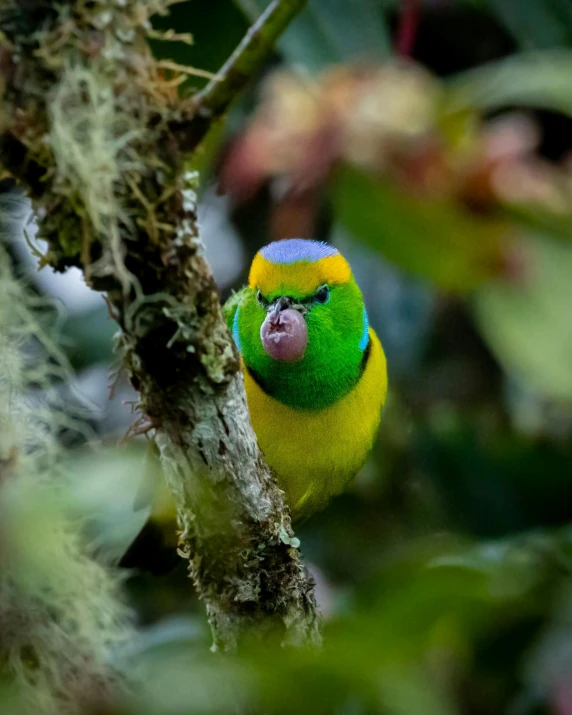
0 0 319 650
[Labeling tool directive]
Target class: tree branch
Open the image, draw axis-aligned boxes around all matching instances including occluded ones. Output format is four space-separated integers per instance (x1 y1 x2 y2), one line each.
174 0 306 152
200 0 304 114
0 0 320 650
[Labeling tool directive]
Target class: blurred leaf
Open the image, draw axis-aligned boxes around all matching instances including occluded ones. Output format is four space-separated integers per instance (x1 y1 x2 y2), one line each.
522 582 572 707
442 57 572 244
502 203 572 244
132 627 252 715
62 444 151 560
473 233 572 399
336 232 435 378
482 0 572 50
377 667 458 715
130 616 207 654
235 0 391 70
445 51 572 117
0 680 28 715
60 304 117 368
417 422 572 538
249 534 565 715
332 165 508 291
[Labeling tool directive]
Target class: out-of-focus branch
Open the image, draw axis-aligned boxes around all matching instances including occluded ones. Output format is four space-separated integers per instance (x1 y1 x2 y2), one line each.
0 0 319 651
395 0 420 57
173 0 306 152
200 0 305 114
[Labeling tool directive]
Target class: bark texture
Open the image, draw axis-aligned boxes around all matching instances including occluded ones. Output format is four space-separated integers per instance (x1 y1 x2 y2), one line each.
0 0 320 650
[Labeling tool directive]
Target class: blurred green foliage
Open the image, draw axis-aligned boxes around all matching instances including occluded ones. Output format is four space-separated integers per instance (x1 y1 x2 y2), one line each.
333 166 507 292
5 1 572 714
474 233 572 401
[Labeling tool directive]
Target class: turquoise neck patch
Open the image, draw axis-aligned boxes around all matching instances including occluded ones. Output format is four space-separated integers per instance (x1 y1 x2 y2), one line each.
358 307 369 351
232 306 242 352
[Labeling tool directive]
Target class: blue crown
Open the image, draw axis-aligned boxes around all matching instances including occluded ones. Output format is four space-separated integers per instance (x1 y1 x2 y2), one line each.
261 239 338 265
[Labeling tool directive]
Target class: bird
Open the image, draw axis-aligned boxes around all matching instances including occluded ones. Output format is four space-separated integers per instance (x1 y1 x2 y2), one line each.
120 238 387 572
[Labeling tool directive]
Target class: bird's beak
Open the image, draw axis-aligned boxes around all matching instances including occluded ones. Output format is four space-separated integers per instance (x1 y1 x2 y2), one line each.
269 296 294 322
269 295 310 319
261 296 308 363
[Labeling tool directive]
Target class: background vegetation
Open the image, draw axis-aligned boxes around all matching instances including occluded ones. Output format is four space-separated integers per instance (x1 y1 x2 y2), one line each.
4 0 572 713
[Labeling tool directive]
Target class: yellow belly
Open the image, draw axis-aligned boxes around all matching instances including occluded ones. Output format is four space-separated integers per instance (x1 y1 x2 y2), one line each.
243 329 387 520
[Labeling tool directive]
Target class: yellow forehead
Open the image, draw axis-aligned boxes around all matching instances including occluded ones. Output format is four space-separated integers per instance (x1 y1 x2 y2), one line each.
249 253 352 296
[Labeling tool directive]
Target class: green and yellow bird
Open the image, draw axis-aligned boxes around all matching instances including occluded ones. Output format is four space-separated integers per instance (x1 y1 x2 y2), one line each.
229 238 387 519
121 239 387 571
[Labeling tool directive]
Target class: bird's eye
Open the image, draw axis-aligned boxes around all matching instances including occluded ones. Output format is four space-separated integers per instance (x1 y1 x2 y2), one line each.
257 290 269 307
314 285 330 304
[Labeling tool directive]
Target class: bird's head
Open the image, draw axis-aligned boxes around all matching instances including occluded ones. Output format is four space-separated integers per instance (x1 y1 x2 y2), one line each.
233 239 370 410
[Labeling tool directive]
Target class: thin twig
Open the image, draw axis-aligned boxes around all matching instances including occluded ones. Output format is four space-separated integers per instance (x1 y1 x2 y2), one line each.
147 28 194 45
174 0 307 152
198 0 305 115
157 59 219 80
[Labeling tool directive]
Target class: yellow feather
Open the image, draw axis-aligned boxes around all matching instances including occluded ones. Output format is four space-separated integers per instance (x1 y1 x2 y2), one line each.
243 328 387 520
249 253 352 296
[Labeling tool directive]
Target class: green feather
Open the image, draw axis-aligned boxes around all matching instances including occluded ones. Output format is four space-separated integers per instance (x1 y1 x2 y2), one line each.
234 279 367 411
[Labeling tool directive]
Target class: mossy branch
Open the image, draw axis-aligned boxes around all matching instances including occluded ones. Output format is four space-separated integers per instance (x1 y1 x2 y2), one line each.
0 0 319 650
